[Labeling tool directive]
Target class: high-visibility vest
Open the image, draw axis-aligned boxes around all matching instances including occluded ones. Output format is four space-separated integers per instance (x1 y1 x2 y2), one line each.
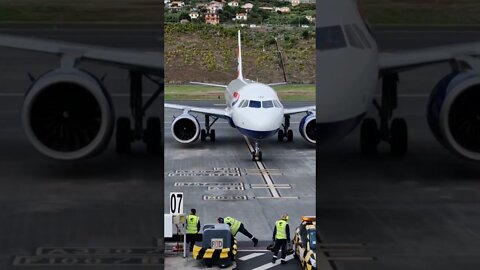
275 220 288 240
224 217 241 235
186 214 200 234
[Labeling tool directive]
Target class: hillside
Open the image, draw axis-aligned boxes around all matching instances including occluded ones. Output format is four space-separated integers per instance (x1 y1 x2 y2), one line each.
164 23 315 84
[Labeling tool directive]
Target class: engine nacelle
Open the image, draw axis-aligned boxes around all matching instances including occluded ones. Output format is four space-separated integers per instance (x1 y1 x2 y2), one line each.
299 113 316 144
171 113 200 143
428 70 480 161
22 68 114 160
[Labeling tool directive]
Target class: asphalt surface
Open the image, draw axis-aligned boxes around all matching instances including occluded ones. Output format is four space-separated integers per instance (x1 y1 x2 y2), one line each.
0 27 164 269
317 27 480 270
164 101 316 269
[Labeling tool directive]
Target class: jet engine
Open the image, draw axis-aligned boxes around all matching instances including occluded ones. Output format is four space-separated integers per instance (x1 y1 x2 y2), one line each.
171 113 201 143
22 69 114 160
299 113 316 144
428 70 480 161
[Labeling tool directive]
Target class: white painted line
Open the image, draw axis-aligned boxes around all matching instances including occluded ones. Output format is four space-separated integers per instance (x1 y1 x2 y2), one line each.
256 197 298 199
250 254 294 270
251 186 291 189
238 252 264 261
237 250 269 252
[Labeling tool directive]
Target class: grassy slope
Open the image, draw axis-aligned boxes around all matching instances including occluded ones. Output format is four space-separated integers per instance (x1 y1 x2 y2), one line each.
165 24 315 85
165 84 315 101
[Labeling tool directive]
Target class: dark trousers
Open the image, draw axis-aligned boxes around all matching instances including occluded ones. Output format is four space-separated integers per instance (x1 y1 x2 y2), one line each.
272 239 287 259
186 233 197 251
237 224 253 239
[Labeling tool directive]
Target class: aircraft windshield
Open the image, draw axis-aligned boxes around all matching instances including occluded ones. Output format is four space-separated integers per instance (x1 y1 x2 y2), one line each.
249 100 261 108
317 25 347 51
262 100 274 108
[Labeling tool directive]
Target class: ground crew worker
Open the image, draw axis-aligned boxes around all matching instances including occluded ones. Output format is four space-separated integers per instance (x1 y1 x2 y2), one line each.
186 208 200 252
272 214 290 265
218 216 258 247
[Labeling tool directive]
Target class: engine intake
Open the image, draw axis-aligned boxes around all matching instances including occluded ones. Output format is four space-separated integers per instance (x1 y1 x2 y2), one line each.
22 69 114 160
171 113 200 143
428 70 480 161
299 113 316 144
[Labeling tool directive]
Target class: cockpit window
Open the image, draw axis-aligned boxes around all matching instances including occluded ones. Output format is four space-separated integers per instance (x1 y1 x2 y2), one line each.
273 100 283 108
249 100 261 108
354 24 371 49
317 25 347 51
344 24 364 49
241 100 249 108
262 100 274 108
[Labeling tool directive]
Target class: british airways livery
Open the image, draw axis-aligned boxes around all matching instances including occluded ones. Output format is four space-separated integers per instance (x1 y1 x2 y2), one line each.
165 31 316 161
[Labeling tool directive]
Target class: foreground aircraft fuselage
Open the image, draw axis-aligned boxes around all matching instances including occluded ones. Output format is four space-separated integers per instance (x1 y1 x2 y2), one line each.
317 0 480 161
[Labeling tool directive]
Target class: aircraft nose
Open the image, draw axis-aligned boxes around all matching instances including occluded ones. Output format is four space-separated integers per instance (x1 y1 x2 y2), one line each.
247 110 282 131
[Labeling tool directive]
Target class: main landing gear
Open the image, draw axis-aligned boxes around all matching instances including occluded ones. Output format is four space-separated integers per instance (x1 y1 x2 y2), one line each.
278 115 293 142
200 114 218 142
361 73 408 156
252 140 263 161
116 71 163 155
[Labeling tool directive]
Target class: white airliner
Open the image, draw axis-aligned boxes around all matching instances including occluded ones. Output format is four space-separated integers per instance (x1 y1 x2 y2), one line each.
165 31 316 161
318 0 480 161
0 34 163 160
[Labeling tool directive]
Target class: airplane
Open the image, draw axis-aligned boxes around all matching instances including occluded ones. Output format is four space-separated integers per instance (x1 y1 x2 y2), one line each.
0 34 163 160
318 0 480 162
165 30 316 161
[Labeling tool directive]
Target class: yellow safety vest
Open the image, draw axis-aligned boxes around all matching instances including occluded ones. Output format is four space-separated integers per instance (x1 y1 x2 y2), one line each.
224 217 241 235
275 220 288 240
186 214 199 234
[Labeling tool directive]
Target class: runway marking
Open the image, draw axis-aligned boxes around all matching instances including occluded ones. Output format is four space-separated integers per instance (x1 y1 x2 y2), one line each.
35 247 162 256
238 252 264 261
207 186 245 191
245 168 282 176
250 254 294 270
243 136 281 198
168 167 241 177
256 197 298 199
12 256 162 266
174 182 244 187
202 195 248 201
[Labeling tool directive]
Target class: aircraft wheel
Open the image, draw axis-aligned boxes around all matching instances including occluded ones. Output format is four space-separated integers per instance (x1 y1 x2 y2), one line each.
116 117 132 154
258 151 262 161
278 130 284 142
201 129 206 142
287 129 293 142
210 129 216 142
145 117 161 154
390 118 408 155
360 118 379 155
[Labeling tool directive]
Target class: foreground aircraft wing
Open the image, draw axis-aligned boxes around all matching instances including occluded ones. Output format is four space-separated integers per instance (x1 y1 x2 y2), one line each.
0 34 162 75
379 42 480 74
165 103 229 118
284 106 316 115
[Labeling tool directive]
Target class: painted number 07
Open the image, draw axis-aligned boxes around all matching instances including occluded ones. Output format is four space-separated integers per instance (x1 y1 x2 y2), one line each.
170 193 183 214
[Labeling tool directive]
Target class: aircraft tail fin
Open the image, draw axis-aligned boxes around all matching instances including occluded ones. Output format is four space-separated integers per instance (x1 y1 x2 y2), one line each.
237 30 244 80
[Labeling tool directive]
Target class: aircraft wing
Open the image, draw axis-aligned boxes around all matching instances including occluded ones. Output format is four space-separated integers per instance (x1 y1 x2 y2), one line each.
0 34 162 75
284 106 316 115
379 42 480 74
165 103 230 118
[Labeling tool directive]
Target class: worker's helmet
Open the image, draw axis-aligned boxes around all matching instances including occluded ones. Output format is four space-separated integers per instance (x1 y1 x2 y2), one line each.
281 214 289 221
217 217 224 223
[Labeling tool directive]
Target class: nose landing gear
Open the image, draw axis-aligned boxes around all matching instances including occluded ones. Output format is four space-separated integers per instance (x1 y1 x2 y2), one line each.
252 140 263 161
278 115 293 142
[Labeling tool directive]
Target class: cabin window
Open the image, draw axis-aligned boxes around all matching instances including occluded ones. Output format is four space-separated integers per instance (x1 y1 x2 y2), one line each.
249 100 261 108
317 25 347 51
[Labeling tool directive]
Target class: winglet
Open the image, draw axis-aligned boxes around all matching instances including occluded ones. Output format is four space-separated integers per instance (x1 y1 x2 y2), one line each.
237 30 243 80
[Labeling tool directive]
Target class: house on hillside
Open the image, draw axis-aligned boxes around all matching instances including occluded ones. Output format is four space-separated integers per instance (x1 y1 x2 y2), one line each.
235 12 248 21
274 7 291 13
305 15 315 23
207 1 224 13
169 1 185 10
228 0 239 7
205 13 220 25
241 3 254 12
189 11 200 20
